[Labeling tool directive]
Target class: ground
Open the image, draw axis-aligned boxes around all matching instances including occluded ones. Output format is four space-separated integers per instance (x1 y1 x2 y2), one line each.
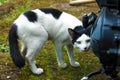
0 0 109 80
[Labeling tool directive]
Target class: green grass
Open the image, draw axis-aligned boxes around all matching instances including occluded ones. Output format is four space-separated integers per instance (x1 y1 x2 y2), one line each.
0 0 7 3
0 0 107 80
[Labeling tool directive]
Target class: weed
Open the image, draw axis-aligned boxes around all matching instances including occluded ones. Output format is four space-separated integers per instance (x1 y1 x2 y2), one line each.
0 0 8 3
0 37 9 52
0 43 9 52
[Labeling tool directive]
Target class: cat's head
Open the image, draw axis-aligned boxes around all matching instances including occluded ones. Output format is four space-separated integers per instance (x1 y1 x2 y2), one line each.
68 26 91 52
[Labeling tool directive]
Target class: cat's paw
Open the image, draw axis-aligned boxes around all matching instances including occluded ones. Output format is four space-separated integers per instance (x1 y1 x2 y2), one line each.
32 68 44 75
81 76 88 80
71 61 80 67
59 63 67 68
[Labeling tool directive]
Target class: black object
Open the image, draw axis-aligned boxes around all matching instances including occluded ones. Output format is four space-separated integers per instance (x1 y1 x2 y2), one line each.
82 12 97 29
96 0 120 10
81 0 120 80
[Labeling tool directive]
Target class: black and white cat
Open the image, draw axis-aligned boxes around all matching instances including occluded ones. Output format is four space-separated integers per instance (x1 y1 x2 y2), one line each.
8 8 91 75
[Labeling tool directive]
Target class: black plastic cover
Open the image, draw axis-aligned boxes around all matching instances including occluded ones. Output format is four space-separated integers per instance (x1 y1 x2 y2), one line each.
91 7 120 74
96 0 120 10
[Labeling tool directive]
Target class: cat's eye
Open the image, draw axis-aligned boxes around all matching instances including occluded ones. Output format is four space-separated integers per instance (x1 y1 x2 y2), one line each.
77 41 81 44
86 39 90 43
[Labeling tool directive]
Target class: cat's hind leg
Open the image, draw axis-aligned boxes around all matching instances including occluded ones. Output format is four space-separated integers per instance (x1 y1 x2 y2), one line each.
25 31 48 75
21 42 27 57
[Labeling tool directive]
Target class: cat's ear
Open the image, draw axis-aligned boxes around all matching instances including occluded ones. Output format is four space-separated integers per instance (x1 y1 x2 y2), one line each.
68 28 76 39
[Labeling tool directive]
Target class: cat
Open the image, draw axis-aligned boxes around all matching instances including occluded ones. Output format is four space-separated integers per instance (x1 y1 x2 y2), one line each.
8 8 91 75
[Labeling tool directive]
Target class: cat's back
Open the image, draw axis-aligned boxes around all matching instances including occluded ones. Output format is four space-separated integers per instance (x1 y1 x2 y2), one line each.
59 12 82 29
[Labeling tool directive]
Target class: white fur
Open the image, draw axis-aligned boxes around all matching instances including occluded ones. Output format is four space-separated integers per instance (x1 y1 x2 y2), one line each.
14 9 90 75
74 34 91 51
81 76 88 80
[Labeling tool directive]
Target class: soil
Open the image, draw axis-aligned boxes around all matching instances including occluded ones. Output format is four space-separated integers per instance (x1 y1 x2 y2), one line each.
51 2 99 17
0 53 20 80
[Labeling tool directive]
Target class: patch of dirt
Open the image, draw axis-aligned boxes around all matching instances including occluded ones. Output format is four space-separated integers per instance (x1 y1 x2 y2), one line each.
0 53 20 80
0 64 20 80
0 3 13 15
51 2 99 15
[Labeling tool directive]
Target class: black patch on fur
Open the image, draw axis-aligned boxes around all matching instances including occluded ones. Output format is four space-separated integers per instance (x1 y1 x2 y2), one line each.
40 8 62 19
9 24 25 68
24 11 37 22
74 26 85 35
72 26 85 44
72 25 92 44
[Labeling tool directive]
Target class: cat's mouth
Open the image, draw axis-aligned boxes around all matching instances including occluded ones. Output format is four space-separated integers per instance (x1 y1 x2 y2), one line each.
81 48 90 52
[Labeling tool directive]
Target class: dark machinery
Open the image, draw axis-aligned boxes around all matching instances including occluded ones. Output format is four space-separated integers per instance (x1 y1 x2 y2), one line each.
81 0 120 80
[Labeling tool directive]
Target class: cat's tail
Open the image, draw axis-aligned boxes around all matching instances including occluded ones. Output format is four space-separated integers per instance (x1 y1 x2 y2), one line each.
8 24 25 68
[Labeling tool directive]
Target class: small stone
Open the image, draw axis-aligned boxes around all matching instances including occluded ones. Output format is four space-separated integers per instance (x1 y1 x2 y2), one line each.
6 76 11 79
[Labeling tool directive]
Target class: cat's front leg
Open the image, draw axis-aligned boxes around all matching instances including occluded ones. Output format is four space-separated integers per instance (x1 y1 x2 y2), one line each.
70 61 80 67
54 42 67 68
58 62 67 68
66 44 80 67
